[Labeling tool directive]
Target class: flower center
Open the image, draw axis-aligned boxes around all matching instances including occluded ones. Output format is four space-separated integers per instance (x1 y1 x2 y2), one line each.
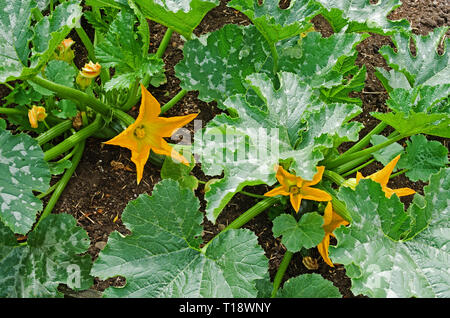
289 185 300 195
134 125 146 139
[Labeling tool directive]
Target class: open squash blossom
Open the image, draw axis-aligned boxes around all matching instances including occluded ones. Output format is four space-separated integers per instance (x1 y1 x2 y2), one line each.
28 105 47 128
264 165 332 212
104 84 198 184
317 202 349 267
356 154 415 198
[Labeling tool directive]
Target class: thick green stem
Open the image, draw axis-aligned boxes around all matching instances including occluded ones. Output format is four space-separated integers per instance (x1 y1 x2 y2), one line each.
325 134 405 170
35 140 85 228
201 197 279 252
271 250 293 298
323 170 345 186
35 119 72 145
75 27 96 63
333 153 373 176
341 158 375 177
29 76 134 125
343 121 388 156
43 115 102 161
156 28 173 59
160 89 188 114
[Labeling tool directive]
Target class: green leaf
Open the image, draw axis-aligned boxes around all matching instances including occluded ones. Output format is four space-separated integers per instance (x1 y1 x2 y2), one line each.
0 0 35 83
48 159 72 175
161 154 198 190
52 99 78 119
133 0 219 39
95 10 165 92
278 31 365 88
0 130 50 234
175 24 273 107
272 213 324 252
371 111 450 138
196 71 362 222
45 60 76 88
379 27 449 87
0 214 93 297
331 171 450 298
320 65 366 105
316 0 411 34
0 0 82 83
397 134 448 182
277 273 341 298
228 0 321 45
0 119 6 130
370 134 404 166
386 85 450 114
91 179 268 297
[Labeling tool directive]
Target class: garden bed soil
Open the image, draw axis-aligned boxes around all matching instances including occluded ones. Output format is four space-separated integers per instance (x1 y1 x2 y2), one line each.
1 0 449 298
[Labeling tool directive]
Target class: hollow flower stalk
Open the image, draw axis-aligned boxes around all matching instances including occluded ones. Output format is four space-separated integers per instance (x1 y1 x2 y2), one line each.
264 165 332 212
104 84 198 184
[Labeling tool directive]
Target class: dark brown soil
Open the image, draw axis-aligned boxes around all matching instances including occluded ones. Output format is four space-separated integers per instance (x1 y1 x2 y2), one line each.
1 0 448 298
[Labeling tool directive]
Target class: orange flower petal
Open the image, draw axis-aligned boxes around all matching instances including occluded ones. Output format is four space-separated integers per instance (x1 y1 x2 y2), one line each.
300 186 332 202
391 187 416 198
264 186 290 197
131 145 151 184
152 113 198 138
367 155 401 187
275 165 299 188
290 193 301 212
303 166 325 187
317 234 334 267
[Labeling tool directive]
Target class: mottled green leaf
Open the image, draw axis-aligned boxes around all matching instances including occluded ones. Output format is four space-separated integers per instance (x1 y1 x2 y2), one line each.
0 0 82 83
91 179 268 297
379 27 449 87
277 273 341 298
316 0 410 34
331 170 450 298
272 213 324 252
175 24 272 107
278 31 365 88
397 134 448 182
228 0 321 45
0 214 93 297
134 0 219 39
0 130 50 234
196 72 362 222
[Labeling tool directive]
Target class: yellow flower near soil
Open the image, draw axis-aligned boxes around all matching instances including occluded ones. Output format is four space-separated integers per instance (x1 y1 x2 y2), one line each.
356 154 415 198
264 165 332 212
28 105 47 128
317 202 349 267
104 84 198 184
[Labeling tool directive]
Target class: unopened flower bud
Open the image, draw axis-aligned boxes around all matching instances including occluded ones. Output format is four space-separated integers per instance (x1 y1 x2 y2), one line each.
28 106 47 128
55 38 75 63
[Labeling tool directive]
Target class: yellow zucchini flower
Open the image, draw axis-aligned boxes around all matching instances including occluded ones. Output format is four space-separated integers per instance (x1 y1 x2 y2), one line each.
28 105 47 129
317 202 349 267
104 84 198 184
356 154 415 198
264 165 332 212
